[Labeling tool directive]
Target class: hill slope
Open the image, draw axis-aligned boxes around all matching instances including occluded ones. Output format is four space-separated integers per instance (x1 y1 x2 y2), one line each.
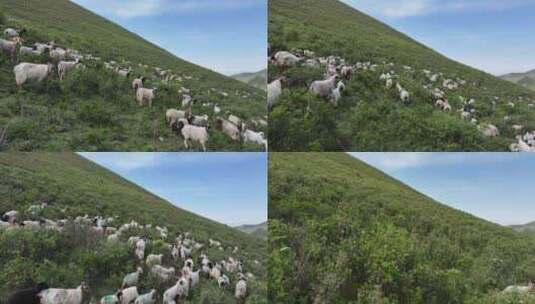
0 153 266 302
501 69 535 91
268 0 535 151
232 69 267 91
0 0 266 151
269 153 535 303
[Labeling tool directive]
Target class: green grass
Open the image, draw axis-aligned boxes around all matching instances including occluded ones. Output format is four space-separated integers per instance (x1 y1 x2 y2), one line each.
268 0 535 151
268 153 535 303
0 0 266 151
0 153 267 303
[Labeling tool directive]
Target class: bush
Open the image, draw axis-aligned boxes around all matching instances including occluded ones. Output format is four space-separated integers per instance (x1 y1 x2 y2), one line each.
77 100 115 127
6 117 40 141
61 68 100 98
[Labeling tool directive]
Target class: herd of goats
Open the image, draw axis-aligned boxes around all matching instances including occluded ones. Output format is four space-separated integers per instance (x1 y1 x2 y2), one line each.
5 22 535 152
267 48 535 152
0 26 268 151
2 204 258 304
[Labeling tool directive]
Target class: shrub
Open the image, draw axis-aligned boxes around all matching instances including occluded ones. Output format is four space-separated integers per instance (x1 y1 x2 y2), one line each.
61 68 100 98
6 117 40 141
77 100 115 127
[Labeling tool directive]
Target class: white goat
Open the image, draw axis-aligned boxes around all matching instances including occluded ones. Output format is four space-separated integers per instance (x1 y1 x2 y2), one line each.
329 81 345 106
235 275 248 304
396 83 410 103
119 287 138 304
122 267 143 288
166 109 187 127
134 290 157 304
242 129 267 151
13 62 53 87
309 75 338 99
136 88 156 107
132 77 144 90
268 77 285 110
163 278 189 303
272 51 301 67
173 118 209 151
58 59 81 81
217 118 240 141
39 282 90 304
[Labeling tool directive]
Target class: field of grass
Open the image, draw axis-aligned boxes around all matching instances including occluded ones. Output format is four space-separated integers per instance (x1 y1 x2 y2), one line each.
269 153 535 303
0 0 266 151
268 0 535 151
0 153 267 303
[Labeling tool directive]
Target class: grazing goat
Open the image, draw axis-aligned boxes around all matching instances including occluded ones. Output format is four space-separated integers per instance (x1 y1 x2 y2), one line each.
216 118 240 142
136 88 156 107
173 119 209 152
39 282 90 304
13 63 53 87
309 75 339 99
268 77 285 110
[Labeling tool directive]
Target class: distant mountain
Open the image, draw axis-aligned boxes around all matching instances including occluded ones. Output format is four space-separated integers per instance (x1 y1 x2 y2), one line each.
510 221 535 233
236 221 267 239
500 69 535 91
232 69 267 91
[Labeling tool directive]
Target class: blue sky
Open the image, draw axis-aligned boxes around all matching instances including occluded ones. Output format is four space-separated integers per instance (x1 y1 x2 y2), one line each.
79 153 267 226
350 153 535 226
341 0 535 75
71 0 267 75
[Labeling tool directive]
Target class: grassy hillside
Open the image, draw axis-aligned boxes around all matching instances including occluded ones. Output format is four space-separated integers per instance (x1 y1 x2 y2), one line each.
501 70 535 91
268 0 535 151
232 70 267 91
0 0 266 151
269 153 535 303
236 222 267 240
0 153 267 303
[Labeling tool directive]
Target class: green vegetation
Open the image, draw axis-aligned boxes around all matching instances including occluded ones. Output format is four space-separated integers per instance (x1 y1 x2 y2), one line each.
268 0 535 151
0 0 266 151
232 70 267 91
0 153 266 303
269 153 535 303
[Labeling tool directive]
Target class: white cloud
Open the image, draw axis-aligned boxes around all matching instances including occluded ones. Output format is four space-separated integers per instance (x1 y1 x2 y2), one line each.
79 152 161 171
349 153 520 172
71 0 265 18
200 206 267 226
350 0 429 18
79 153 264 172
341 0 535 18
